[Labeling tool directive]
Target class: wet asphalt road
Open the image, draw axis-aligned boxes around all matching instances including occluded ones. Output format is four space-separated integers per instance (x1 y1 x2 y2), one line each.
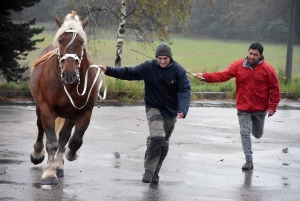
0 100 299 201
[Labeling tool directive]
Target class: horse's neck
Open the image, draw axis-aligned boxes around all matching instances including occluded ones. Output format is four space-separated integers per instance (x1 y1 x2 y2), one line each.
78 52 93 84
86 52 94 65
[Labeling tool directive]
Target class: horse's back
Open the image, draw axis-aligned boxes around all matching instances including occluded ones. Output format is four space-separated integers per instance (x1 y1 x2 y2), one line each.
39 45 56 58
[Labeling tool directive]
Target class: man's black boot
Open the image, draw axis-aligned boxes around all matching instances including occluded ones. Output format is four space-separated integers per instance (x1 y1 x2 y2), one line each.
142 170 154 183
152 166 161 184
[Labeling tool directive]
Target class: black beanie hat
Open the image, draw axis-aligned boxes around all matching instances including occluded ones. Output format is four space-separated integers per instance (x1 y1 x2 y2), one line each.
155 42 172 58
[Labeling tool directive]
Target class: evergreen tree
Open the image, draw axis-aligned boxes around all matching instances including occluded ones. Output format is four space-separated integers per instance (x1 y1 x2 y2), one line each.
0 0 44 83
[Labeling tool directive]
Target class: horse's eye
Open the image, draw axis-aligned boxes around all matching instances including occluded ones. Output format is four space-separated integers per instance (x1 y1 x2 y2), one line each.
59 40 62 44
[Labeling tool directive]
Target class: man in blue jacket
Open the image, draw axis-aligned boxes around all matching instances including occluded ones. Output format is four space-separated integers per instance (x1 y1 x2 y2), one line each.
98 42 191 184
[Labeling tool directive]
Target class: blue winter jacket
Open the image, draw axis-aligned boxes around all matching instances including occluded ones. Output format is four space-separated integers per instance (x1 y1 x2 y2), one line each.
105 59 191 118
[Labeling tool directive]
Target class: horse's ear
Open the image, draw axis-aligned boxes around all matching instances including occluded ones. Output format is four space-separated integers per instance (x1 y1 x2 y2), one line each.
54 15 63 27
82 17 89 29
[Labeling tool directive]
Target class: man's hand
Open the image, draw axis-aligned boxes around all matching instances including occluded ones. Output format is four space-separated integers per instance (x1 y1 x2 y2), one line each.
98 65 107 73
195 73 205 81
267 109 275 117
177 112 185 119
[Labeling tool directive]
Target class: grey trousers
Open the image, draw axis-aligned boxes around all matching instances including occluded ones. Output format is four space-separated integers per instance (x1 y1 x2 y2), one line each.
237 110 267 162
144 108 177 172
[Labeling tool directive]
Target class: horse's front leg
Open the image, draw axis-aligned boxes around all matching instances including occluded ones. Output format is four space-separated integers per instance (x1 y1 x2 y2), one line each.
55 118 75 178
30 108 45 165
40 109 58 185
65 110 92 161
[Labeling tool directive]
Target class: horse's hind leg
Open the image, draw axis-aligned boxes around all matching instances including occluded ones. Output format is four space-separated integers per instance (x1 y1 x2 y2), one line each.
55 118 75 178
30 110 45 165
65 111 92 161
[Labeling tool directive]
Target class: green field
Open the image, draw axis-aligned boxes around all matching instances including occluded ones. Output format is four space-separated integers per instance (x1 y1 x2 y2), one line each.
26 33 300 77
13 32 298 100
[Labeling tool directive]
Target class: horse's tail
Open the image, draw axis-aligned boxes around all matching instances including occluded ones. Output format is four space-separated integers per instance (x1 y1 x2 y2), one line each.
55 117 65 138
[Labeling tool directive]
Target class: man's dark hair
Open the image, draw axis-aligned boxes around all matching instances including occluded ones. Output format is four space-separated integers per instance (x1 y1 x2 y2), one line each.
249 43 264 54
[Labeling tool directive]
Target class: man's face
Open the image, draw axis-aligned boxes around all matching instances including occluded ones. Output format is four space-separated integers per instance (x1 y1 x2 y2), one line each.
247 49 262 64
157 56 171 68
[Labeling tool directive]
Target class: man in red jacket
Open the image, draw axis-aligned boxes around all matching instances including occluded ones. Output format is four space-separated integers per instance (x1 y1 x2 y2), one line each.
195 43 280 170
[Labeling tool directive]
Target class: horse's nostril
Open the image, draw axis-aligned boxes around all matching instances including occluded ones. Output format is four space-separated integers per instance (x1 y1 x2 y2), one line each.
61 71 67 82
71 72 77 80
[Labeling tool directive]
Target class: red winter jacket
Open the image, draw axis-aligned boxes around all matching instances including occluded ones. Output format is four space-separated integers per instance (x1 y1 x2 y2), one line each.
203 59 280 112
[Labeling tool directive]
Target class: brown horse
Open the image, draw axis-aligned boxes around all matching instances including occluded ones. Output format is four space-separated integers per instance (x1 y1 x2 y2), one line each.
30 11 103 185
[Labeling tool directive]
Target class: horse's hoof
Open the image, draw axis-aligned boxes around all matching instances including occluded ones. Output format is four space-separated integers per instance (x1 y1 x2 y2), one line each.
65 148 79 161
65 154 77 161
41 177 58 185
56 169 64 178
30 154 45 165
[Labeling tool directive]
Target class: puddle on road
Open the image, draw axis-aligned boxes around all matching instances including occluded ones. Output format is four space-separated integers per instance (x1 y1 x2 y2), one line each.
0 159 24 164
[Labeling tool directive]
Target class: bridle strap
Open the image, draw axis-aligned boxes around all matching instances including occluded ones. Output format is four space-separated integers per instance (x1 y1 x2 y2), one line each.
59 53 81 62
65 29 77 33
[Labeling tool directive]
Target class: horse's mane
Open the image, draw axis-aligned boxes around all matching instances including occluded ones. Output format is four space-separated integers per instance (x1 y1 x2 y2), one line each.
32 49 57 67
52 11 87 47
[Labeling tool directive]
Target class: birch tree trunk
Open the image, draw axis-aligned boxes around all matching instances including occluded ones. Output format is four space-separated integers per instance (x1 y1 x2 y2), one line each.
285 0 296 80
115 0 126 67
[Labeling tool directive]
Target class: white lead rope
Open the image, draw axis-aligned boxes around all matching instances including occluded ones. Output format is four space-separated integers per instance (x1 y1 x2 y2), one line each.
63 65 107 109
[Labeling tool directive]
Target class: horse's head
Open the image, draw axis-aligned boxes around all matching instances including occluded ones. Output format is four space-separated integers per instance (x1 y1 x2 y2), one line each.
53 11 88 85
